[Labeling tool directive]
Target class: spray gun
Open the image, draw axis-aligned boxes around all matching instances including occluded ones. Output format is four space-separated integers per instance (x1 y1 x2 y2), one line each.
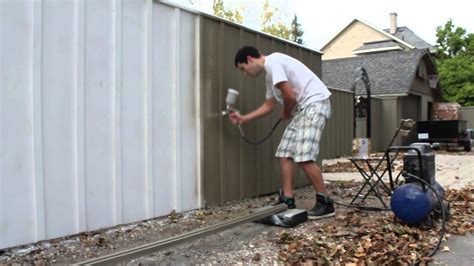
222 88 240 116
222 88 282 145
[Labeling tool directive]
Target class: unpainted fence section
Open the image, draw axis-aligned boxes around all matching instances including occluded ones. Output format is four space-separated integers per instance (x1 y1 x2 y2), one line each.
199 14 354 204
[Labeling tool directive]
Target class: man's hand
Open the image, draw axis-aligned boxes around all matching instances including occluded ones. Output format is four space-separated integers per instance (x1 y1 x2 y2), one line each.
275 81 296 119
229 112 244 125
229 98 275 125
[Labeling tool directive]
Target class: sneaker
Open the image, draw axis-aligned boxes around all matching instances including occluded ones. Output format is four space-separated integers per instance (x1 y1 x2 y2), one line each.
308 192 335 220
274 189 296 209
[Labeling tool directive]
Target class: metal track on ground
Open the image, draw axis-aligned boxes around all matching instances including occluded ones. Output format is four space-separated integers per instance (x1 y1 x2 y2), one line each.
75 204 287 265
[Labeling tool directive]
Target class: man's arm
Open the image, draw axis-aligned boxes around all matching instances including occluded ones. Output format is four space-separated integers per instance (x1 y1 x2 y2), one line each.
229 98 276 125
275 81 296 119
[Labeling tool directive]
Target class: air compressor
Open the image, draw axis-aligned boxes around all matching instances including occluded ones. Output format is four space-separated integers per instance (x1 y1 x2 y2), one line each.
389 143 450 225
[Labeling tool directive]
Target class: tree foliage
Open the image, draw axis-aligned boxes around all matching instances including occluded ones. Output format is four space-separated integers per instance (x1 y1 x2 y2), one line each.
260 0 291 40
435 19 474 106
210 0 304 44
212 0 243 24
290 15 304 44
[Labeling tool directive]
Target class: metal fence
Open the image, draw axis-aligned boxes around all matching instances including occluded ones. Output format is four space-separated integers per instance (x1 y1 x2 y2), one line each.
0 0 353 249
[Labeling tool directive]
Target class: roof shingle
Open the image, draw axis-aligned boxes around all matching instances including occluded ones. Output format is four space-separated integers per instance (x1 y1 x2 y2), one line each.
384 27 434 49
322 49 429 96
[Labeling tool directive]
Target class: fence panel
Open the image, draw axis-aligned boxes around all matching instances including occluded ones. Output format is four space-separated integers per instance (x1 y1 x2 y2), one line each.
0 0 201 249
199 16 354 203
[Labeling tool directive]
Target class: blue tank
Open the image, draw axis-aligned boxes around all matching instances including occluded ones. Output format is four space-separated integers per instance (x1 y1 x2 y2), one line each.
391 183 432 224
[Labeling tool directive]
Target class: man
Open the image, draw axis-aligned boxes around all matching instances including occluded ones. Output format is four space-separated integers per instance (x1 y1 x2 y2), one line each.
230 46 334 219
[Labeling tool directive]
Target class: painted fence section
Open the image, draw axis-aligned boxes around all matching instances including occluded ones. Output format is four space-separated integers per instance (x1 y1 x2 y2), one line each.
0 0 200 249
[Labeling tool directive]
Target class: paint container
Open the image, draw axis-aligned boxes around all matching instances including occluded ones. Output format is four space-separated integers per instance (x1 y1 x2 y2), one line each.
226 88 239 106
352 138 371 159
222 88 239 116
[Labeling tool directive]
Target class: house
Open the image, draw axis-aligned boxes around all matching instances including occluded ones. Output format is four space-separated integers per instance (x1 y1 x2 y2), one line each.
323 49 442 119
320 13 441 149
320 13 436 60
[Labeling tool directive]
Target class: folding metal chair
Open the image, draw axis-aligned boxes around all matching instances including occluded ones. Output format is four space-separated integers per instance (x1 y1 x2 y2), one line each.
349 119 416 207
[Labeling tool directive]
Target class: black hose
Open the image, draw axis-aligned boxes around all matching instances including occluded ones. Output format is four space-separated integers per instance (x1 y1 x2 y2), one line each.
402 173 447 257
237 119 282 145
333 201 391 211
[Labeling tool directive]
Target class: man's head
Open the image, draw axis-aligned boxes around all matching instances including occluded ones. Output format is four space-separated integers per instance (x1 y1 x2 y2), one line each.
234 46 265 76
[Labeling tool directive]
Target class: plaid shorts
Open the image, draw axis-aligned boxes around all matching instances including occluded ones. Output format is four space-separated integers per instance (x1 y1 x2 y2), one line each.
275 98 331 162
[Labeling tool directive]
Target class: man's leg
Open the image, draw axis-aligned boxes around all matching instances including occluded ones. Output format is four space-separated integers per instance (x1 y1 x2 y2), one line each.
273 157 296 209
298 161 326 193
280 157 294 197
299 160 335 219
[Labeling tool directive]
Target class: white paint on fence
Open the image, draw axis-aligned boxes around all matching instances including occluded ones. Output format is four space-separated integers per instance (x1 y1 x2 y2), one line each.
0 0 200 249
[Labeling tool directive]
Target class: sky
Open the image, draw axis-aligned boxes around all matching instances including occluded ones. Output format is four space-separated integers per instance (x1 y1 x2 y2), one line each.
166 0 473 50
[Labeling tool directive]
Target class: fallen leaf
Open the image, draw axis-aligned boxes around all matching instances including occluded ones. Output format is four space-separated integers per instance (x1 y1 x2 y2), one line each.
253 252 261 261
457 228 466 235
278 250 288 261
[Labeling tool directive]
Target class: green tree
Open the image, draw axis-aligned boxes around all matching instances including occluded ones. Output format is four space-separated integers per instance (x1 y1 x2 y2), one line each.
212 0 244 24
260 0 291 40
290 15 304 44
435 19 474 106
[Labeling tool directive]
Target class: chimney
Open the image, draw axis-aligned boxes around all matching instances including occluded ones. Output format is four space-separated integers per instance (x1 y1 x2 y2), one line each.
390 12 398 34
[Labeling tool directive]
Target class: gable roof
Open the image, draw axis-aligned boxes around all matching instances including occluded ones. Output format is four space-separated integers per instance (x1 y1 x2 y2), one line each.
320 18 415 51
322 49 431 96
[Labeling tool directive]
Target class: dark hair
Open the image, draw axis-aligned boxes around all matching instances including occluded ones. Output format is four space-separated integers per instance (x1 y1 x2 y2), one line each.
234 46 261 67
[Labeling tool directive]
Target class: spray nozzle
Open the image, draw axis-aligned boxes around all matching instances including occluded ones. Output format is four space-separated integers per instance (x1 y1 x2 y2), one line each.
222 88 239 116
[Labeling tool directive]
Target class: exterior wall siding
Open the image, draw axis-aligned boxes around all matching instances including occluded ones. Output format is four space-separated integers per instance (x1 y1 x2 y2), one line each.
322 21 390 60
460 107 474 128
401 95 421 121
411 58 437 121
378 98 401 148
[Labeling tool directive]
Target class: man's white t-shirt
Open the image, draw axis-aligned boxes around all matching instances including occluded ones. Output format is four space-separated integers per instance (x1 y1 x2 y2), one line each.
264 52 331 107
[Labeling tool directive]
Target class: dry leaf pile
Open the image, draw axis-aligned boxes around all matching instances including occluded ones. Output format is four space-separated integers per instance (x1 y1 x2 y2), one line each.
273 185 474 265
444 187 474 236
